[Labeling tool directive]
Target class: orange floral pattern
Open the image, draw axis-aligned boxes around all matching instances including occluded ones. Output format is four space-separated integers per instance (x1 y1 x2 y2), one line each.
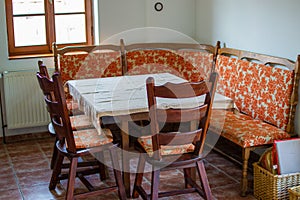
235 60 294 130
73 128 113 149
215 55 294 130
126 49 214 81
210 110 290 148
137 135 195 157
59 52 122 85
215 55 239 100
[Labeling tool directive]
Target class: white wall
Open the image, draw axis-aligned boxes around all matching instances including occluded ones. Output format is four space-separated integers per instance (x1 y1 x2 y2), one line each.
196 0 300 60
196 0 300 134
98 0 196 43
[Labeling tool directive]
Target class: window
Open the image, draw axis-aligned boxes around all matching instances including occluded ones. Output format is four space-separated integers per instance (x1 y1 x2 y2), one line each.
5 0 93 58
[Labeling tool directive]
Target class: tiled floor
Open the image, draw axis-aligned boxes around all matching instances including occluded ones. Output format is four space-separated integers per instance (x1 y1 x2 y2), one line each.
0 132 257 200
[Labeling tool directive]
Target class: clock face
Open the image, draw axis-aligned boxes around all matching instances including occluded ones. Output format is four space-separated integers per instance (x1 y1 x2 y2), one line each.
154 2 163 12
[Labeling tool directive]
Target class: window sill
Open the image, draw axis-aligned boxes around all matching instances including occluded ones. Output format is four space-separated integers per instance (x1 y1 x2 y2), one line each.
8 53 54 60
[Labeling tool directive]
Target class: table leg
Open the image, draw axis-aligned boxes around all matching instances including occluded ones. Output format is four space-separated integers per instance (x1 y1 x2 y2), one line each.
120 121 131 198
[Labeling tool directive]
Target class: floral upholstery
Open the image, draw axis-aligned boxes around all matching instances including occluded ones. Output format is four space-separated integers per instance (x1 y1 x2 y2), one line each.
73 128 113 149
210 110 290 148
176 50 214 81
59 51 122 85
215 55 294 131
137 135 195 157
126 49 214 82
234 60 294 130
215 55 240 100
70 115 93 130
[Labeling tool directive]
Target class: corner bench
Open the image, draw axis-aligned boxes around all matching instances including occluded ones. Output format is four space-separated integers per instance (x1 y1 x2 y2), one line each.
210 48 300 196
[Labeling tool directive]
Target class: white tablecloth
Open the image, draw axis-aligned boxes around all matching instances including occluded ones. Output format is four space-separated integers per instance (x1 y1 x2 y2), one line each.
68 73 235 133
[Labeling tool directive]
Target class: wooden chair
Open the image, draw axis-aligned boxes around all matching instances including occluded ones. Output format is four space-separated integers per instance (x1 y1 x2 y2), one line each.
36 68 107 178
38 72 127 200
37 60 95 169
132 72 218 200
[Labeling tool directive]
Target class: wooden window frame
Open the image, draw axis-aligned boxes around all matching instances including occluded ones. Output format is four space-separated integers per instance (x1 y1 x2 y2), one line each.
5 0 93 58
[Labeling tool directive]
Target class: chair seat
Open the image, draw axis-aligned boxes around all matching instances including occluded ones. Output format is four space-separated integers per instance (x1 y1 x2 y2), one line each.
73 128 113 149
137 135 194 157
66 98 84 115
210 110 291 148
70 115 93 130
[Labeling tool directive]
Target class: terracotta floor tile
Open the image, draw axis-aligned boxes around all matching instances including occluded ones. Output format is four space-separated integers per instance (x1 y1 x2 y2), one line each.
12 157 50 173
0 162 14 178
0 174 19 191
17 168 52 188
0 189 23 200
0 133 259 199
22 183 66 200
205 163 238 189
212 183 256 200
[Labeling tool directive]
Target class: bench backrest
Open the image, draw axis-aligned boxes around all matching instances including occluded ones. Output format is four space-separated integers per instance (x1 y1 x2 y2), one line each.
215 48 300 134
53 41 125 85
124 42 220 82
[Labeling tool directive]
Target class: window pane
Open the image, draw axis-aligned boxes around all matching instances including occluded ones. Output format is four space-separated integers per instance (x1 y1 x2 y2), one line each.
12 0 44 15
14 16 46 46
55 14 86 44
54 0 85 13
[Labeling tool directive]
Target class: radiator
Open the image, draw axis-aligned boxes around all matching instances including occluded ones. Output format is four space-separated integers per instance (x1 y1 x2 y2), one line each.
1 70 50 130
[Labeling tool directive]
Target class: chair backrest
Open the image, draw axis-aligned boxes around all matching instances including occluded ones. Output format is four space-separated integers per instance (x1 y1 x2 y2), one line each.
124 42 220 81
146 72 218 160
36 72 76 153
38 60 50 78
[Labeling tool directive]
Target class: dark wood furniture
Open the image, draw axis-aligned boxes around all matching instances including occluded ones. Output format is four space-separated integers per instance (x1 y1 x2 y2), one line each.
37 72 127 200
37 60 94 169
132 72 218 200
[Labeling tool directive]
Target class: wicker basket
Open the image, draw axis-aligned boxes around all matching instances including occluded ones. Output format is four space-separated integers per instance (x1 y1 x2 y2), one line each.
253 162 300 200
289 185 300 200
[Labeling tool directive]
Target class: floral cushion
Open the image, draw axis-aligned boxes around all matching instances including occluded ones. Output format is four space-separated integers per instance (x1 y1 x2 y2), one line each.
215 55 239 100
234 60 294 130
137 135 195 157
176 50 214 81
126 49 213 82
59 51 122 85
73 128 113 149
210 110 290 148
70 115 93 131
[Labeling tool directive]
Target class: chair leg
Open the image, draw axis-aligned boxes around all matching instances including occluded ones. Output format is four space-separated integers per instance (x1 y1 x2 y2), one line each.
184 167 192 188
196 160 213 200
50 138 59 169
97 151 107 181
150 168 160 200
110 147 127 200
132 154 146 198
241 148 250 197
49 151 64 190
66 157 78 200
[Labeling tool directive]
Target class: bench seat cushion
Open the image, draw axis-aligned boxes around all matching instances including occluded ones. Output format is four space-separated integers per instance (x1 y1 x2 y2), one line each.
210 110 290 148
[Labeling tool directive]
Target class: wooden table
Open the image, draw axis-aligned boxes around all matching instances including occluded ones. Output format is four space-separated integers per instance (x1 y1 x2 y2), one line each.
67 73 235 196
